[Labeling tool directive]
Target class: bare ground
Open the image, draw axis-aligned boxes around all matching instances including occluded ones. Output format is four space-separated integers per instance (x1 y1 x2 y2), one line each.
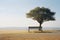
0 30 60 40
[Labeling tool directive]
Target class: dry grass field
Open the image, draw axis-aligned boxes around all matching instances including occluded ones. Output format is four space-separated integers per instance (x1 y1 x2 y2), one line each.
0 30 60 40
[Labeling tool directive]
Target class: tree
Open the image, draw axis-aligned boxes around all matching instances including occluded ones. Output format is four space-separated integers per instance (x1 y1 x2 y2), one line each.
26 7 55 31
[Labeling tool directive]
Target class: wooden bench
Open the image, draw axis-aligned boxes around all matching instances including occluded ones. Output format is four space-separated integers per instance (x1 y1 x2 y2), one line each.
28 26 40 32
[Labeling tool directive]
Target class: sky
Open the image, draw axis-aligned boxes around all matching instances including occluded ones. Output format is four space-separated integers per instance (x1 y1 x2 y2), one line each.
0 0 60 28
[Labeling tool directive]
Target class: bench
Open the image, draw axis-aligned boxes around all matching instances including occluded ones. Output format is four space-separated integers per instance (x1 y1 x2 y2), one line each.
28 26 40 32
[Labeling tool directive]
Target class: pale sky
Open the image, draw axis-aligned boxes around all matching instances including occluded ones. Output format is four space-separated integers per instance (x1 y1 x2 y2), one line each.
0 0 60 28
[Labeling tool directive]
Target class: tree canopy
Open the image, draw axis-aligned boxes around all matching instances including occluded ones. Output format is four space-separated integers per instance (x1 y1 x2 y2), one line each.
26 7 55 23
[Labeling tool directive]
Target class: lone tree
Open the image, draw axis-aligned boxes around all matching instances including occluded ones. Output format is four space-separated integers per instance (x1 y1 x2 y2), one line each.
26 7 55 31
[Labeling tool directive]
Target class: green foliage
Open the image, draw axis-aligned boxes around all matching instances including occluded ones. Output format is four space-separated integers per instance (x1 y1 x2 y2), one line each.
26 7 55 24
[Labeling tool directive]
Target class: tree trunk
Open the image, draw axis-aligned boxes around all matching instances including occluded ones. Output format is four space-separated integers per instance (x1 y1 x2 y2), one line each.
37 19 43 31
39 22 42 31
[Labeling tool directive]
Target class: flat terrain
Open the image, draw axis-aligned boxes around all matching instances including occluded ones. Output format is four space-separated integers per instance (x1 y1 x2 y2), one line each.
0 30 60 40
